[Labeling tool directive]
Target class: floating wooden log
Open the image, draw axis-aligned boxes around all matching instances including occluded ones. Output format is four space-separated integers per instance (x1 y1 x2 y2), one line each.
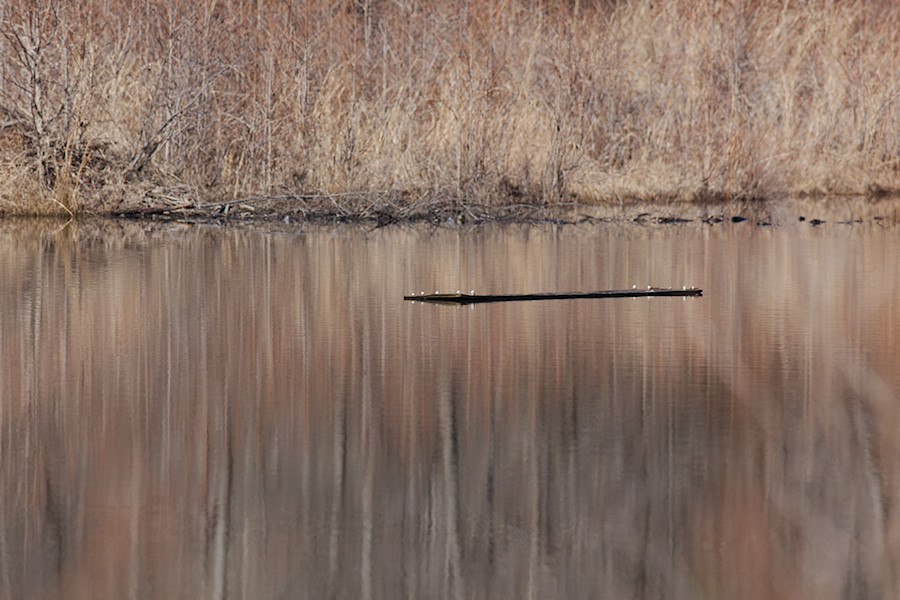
404 287 702 304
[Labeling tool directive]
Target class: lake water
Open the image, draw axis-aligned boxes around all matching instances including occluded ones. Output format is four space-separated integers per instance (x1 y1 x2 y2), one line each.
1 213 899 599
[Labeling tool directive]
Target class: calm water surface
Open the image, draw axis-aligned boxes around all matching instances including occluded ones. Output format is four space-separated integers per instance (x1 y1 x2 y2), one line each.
1 217 899 599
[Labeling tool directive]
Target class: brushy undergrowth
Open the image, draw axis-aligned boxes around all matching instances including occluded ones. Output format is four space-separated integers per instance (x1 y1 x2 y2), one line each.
1 0 900 217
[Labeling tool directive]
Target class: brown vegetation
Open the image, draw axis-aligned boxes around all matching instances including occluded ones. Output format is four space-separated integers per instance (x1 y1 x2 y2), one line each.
2 0 900 218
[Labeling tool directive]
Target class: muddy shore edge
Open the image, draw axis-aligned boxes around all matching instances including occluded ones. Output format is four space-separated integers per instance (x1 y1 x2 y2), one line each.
91 193 900 229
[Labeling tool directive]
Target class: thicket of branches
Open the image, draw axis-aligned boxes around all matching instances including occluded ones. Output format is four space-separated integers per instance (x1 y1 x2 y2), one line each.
1 0 899 216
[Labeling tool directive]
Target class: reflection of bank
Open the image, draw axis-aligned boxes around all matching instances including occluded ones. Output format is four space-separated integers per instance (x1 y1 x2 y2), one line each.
2 220 900 599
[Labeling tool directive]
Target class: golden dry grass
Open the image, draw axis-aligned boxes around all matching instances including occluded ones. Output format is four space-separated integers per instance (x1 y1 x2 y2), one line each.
1 0 900 215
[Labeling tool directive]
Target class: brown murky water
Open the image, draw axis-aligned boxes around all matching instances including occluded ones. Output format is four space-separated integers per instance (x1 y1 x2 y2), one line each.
1 217 898 599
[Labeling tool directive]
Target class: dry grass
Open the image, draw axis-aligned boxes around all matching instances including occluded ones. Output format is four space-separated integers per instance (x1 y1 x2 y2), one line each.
2 0 900 217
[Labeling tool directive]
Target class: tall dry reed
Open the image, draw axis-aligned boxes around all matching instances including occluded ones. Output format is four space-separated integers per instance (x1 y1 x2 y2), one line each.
1 0 900 214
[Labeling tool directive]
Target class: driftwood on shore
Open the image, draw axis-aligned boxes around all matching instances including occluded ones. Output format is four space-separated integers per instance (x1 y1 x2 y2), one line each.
404 287 702 304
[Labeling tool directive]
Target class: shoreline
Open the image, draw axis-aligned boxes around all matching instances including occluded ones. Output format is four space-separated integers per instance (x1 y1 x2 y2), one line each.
4 193 896 230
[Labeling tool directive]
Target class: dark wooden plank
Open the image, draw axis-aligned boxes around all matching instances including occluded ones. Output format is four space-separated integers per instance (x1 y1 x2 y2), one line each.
404 288 702 304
